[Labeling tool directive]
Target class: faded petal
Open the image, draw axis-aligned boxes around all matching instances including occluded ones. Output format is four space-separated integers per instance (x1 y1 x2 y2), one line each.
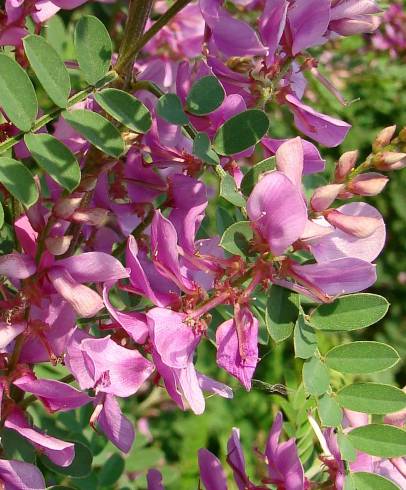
247 171 307 255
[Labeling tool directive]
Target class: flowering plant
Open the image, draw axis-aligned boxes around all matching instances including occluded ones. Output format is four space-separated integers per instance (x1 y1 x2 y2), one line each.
0 0 405 488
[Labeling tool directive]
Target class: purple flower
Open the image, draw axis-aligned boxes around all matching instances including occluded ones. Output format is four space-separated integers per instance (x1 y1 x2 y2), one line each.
200 0 266 57
198 448 228 490
4 407 75 467
0 459 45 490
262 137 326 175
265 412 306 490
247 171 307 256
285 94 351 147
13 375 92 413
329 0 381 36
216 305 259 390
310 202 386 263
147 307 232 414
66 330 154 398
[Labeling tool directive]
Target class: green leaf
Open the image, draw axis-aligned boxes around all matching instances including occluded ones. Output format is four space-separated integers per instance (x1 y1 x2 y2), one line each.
337 383 406 415
74 16 112 85
337 432 357 462
303 356 330 396
0 157 38 207
45 15 67 57
40 441 93 477
240 156 276 196
24 133 80 192
318 394 343 427
23 34 71 108
348 424 406 458
98 453 125 487
310 293 389 331
186 76 225 115
193 132 219 165
156 94 189 125
94 89 152 133
220 174 246 207
294 315 317 359
220 221 253 257
351 472 401 490
62 109 125 158
0 54 38 131
213 109 269 155
325 341 400 374
266 285 300 343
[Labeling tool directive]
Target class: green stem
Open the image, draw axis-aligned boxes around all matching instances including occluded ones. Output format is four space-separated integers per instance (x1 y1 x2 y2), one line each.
0 72 117 156
115 0 192 77
115 0 154 80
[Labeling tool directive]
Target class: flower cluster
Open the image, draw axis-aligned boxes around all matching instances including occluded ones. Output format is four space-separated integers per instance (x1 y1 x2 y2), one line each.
0 0 404 488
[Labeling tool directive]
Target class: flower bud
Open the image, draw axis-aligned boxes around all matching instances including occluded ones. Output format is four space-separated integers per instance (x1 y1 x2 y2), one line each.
335 150 358 182
311 184 344 212
72 208 110 227
53 197 82 219
372 125 396 152
375 152 406 170
324 209 381 238
45 236 72 256
348 172 389 196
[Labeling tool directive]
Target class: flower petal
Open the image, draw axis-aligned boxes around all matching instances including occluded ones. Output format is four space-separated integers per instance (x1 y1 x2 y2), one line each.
247 171 307 255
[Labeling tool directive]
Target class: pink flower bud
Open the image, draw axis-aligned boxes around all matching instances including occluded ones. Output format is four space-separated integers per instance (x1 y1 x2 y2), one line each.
45 236 72 256
324 209 381 238
53 197 82 219
348 172 389 196
375 152 406 170
311 184 344 212
335 150 358 182
72 208 110 227
372 125 396 151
